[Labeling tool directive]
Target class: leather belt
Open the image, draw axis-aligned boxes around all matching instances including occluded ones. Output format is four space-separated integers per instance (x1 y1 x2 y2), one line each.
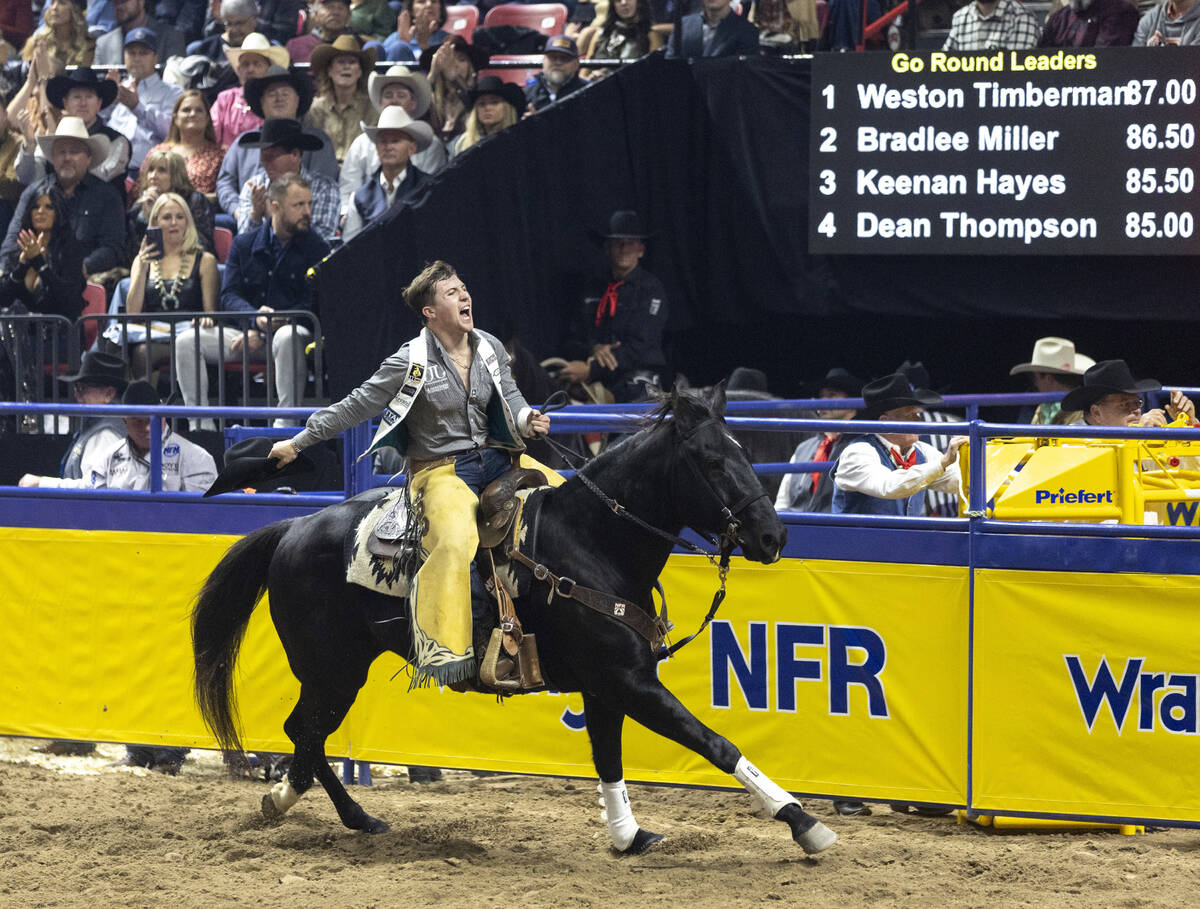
409 446 480 475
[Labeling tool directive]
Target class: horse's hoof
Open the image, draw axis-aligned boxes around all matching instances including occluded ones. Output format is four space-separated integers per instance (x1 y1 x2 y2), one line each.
776 802 837 855
261 793 284 821
360 815 390 834
620 828 664 855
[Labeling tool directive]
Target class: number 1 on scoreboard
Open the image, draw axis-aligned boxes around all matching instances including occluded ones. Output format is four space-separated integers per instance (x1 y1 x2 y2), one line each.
822 83 835 109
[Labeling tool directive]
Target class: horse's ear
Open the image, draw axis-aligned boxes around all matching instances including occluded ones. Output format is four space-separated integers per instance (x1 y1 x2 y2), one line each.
709 379 727 418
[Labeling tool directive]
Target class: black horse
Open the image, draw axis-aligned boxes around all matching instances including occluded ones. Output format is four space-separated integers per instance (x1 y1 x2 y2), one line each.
192 385 838 855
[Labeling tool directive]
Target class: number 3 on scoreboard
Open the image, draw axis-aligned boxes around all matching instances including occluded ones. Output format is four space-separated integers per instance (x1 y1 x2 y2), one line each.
817 212 836 237
819 170 836 195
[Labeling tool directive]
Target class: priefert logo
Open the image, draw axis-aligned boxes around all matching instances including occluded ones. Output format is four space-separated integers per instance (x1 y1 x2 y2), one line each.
1035 488 1115 504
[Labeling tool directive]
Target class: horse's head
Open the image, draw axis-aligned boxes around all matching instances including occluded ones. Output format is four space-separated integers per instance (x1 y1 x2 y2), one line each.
658 382 787 564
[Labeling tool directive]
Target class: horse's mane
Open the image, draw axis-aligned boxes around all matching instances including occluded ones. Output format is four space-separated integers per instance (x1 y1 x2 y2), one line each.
579 387 718 477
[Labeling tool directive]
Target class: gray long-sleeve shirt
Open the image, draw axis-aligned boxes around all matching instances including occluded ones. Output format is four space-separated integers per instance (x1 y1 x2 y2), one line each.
292 328 532 461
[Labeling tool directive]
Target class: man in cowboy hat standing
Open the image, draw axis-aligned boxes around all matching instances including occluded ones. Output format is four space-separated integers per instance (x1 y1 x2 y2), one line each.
340 64 445 219
215 66 338 218
776 367 862 513
831 373 966 516
104 28 183 176
209 32 290 146
15 68 131 189
1010 336 1095 425
234 118 340 241
1061 360 1195 428
94 0 186 65
19 351 129 489
1 117 126 276
342 106 433 240
557 209 670 402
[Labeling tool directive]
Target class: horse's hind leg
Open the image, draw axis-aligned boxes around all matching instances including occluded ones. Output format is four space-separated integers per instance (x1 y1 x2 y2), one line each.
582 692 663 855
611 675 837 855
262 683 389 834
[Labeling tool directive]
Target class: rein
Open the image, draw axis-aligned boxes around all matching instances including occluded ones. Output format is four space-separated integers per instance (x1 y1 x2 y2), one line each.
526 401 765 658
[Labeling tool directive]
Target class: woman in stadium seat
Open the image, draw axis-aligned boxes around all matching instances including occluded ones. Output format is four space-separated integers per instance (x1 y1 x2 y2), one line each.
128 150 215 260
421 34 486 144
0 187 84 318
383 0 449 61
448 75 523 158
147 90 227 196
304 34 378 164
120 191 219 382
21 0 93 69
578 0 663 69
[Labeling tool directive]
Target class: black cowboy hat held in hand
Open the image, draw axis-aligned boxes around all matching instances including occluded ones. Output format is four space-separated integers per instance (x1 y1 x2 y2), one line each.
203 436 314 497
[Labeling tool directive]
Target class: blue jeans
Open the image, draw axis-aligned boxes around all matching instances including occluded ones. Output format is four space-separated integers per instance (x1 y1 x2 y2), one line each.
454 447 512 496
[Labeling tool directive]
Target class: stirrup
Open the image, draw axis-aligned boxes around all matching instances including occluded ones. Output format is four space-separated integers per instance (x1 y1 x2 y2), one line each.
479 629 522 692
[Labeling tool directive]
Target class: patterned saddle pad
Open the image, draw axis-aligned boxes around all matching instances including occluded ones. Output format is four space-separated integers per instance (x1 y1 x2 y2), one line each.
345 488 415 598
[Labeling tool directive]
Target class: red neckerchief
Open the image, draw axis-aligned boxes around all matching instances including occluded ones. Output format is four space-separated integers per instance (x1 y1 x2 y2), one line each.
594 281 625 326
810 433 841 492
889 446 917 469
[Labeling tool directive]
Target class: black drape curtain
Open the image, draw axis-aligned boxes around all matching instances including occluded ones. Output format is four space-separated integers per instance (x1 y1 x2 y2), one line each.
316 54 1200 400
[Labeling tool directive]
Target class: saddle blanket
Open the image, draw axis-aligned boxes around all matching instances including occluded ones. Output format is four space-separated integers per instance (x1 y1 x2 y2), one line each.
345 488 413 599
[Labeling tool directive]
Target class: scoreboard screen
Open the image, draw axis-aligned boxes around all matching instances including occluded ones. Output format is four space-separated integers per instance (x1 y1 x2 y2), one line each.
809 48 1200 255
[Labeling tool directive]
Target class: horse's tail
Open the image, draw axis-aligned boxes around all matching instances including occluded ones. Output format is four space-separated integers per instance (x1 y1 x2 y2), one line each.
192 520 290 753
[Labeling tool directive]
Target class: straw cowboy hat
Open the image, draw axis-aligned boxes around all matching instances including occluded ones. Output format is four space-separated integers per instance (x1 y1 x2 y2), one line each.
1010 337 1093 377
367 64 432 118
309 33 377 78
363 105 434 150
857 373 944 420
225 32 291 70
1060 359 1162 414
37 116 109 163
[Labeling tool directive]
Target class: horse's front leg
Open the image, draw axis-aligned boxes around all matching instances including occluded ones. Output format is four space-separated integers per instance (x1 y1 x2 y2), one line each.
604 670 837 855
581 691 664 855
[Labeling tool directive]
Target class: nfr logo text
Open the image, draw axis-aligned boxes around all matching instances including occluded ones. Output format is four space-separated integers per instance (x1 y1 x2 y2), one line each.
711 621 889 717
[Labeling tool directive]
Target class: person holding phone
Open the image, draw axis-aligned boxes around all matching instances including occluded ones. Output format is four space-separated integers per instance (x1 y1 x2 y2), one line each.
121 191 219 379
127 149 215 261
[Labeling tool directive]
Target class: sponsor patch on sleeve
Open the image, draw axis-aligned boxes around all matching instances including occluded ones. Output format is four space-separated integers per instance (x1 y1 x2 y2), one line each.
649 298 662 316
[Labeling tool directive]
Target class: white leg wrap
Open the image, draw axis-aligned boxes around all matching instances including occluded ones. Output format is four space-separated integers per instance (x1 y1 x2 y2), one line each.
598 780 639 851
734 756 799 817
268 779 300 814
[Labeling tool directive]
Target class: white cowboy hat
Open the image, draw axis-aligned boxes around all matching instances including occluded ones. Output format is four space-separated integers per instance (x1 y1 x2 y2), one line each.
1010 337 1091 376
37 116 109 163
367 65 432 119
363 105 433 151
225 32 290 70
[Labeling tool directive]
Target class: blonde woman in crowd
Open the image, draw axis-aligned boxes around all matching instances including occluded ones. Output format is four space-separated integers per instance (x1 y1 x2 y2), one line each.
449 76 523 158
21 0 94 68
421 34 486 143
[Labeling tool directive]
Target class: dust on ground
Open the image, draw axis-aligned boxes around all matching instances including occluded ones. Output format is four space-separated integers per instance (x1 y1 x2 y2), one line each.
1 738 1198 908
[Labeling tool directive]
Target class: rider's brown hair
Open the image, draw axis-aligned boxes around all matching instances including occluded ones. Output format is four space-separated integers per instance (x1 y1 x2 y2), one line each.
403 260 458 323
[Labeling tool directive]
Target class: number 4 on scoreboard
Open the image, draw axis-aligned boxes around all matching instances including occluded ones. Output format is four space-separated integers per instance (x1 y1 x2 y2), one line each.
817 212 836 237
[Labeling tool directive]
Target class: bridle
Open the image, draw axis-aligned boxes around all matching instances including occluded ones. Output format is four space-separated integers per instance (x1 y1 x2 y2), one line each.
533 404 770 657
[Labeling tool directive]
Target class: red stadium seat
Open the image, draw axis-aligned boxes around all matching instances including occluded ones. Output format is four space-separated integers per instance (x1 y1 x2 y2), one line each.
214 226 233 264
80 281 107 351
482 3 567 36
479 54 542 86
445 4 479 41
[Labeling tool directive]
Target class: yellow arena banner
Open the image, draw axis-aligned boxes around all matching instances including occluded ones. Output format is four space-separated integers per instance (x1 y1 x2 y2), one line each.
973 568 1200 822
0 526 969 802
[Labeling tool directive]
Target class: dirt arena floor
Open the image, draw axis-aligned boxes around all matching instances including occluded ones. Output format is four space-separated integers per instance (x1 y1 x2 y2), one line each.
2 738 1198 908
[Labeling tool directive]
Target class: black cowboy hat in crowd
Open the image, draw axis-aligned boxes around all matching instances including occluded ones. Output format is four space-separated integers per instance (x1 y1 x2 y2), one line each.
122 379 183 407
238 117 324 150
466 74 527 115
244 65 316 119
417 34 489 74
589 209 654 245
46 67 118 110
1060 359 1162 414
203 436 314 497
59 351 128 392
857 373 943 421
813 367 863 399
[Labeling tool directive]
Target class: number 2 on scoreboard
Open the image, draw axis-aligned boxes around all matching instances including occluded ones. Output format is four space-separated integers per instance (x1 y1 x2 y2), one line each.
817 212 836 237
819 127 837 152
